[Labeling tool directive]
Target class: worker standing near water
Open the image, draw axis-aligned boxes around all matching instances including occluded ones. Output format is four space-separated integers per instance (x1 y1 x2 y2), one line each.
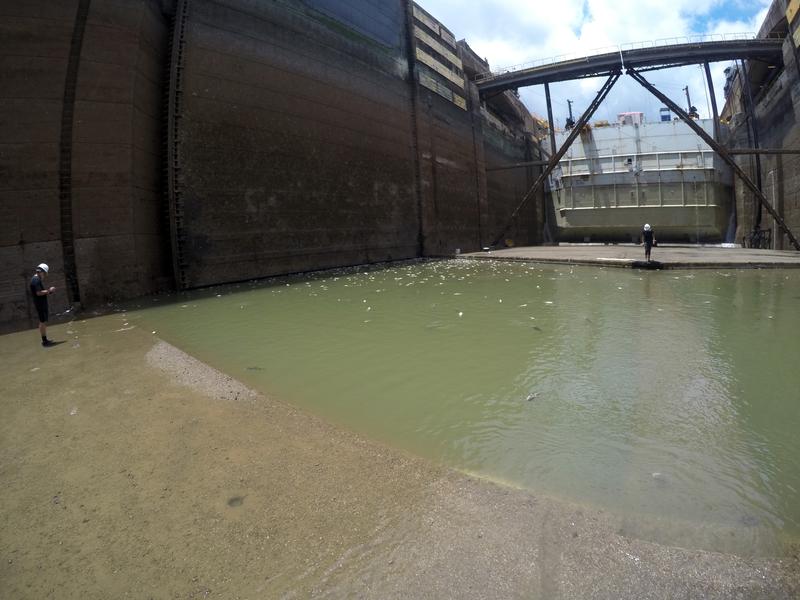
642 224 656 262
30 263 56 347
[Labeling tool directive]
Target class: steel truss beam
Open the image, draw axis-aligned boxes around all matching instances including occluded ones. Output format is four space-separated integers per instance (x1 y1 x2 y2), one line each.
491 72 621 247
477 39 784 94
627 67 800 251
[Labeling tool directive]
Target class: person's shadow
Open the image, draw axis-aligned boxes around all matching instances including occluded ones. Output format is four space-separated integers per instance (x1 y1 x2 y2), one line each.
632 260 663 269
44 340 67 347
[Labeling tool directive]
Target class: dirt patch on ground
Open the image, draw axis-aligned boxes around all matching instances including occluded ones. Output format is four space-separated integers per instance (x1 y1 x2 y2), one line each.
1 316 798 598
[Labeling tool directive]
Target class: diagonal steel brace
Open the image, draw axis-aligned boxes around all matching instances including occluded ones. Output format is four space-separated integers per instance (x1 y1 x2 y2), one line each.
627 67 800 251
492 72 621 247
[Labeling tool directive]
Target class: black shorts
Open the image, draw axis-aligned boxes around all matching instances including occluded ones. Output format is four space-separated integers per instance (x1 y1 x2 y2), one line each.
34 300 49 323
644 242 653 252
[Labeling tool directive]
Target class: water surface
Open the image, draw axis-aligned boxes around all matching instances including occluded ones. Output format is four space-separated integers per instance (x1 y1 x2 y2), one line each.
129 259 800 554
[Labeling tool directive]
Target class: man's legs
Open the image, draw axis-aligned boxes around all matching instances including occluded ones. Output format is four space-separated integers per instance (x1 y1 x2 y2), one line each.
36 304 52 346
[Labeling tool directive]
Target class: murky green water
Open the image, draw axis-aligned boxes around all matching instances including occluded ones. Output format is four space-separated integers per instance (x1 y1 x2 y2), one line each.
128 259 800 554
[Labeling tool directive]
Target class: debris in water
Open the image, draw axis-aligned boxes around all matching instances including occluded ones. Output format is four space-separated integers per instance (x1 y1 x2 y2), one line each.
246 366 264 371
30 367 40 372
458 311 463 317
545 301 553 305
740 514 760 527
69 407 78 416
532 326 542 332
526 393 538 401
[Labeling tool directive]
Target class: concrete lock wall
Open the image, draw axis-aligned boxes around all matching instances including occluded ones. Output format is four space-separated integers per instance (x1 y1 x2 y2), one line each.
725 0 800 248
1 0 74 328
0 0 172 332
72 0 173 305
1 0 540 332
171 0 420 288
483 124 540 248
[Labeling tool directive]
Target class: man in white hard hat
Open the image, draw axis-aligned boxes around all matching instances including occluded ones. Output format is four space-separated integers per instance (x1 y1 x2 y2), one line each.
641 224 656 262
30 263 56 347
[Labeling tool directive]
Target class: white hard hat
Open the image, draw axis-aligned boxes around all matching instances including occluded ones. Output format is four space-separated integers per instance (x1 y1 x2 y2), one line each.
644 224 651 231
37 263 49 273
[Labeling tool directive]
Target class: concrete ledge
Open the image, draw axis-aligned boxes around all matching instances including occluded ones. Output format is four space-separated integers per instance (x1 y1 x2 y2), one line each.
461 244 800 269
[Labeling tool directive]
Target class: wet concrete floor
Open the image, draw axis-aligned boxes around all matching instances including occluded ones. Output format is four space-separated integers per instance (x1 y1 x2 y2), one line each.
1 316 798 598
464 244 800 269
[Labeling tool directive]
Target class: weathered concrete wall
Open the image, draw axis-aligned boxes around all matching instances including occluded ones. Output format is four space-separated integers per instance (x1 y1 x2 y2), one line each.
753 31 800 250
459 41 541 249
0 1 73 329
1 0 542 331
0 0 172 332
415 86 484 255
725 0 800 249
73 0 172 305
171 0 420 288
483 122 540 248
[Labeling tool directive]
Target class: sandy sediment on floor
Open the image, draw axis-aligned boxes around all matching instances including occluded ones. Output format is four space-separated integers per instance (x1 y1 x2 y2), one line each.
146 340 259 403
1 318 798 599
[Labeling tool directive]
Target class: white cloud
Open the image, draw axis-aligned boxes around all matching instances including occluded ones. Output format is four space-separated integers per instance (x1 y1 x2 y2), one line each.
419 0 774 126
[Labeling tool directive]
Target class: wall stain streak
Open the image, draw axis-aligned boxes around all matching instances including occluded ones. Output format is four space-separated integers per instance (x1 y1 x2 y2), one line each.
59 0 92 304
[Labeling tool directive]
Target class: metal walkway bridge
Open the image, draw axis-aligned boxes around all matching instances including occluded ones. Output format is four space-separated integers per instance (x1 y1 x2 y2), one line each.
475 36 785 94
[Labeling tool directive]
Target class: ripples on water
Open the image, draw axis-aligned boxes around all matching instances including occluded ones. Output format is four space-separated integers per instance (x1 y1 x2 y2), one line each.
131 259 800 555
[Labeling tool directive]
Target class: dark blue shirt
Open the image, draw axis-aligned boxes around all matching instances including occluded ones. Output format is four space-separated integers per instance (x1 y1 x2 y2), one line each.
30 274 47 307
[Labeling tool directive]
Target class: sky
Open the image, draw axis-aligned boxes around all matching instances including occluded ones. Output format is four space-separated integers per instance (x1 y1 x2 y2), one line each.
418 0 773 128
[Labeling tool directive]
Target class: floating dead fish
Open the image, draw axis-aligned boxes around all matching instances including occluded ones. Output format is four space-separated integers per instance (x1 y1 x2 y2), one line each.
532 326 542 332
651 472 668 487
527 393 538 401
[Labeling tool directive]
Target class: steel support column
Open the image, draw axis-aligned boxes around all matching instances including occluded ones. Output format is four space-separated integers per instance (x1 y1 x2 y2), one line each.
491 72 621 247
627 67 800 250
544 82 557 157
740 60 764 227
703 62 720 141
